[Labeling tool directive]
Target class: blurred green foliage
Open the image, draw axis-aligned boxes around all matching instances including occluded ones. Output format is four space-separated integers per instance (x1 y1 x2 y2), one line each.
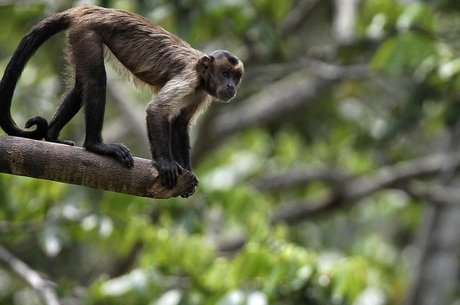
1 0 459 304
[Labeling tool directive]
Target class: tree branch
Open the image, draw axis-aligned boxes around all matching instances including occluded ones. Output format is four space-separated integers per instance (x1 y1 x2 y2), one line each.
213 71 333 138
0 135 198 198
0 243 60 305
405 183 460 205
280 0 319 35
271 152 460 225
254 167 350 192
333 0 359 45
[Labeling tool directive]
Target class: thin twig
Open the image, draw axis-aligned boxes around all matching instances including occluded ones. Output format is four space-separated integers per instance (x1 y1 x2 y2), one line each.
0 243 60 305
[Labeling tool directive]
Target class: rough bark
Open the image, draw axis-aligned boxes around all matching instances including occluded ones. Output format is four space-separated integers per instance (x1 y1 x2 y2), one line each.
0 135 198 198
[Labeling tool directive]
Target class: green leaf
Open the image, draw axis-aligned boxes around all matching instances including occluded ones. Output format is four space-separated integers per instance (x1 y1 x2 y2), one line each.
331 257 369 301
231 243 273 283
397 3 436 32
371 32 436 76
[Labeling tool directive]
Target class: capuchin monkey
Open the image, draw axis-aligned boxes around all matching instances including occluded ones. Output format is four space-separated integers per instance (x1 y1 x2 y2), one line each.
0 5 244 197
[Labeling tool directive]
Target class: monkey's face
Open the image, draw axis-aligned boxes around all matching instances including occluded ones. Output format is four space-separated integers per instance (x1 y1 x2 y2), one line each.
214 64 243 102
198 51 244 102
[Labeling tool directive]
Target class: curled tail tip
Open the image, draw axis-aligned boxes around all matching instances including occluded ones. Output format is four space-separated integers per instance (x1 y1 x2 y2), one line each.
24 116 48 139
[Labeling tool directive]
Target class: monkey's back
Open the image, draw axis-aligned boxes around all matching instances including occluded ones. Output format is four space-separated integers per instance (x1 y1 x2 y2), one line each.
67 6 204 91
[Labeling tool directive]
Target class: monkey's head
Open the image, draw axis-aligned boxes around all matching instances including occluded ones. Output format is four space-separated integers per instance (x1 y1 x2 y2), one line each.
197 50 244 102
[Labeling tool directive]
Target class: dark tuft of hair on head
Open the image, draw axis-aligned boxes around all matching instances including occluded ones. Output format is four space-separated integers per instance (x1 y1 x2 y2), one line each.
225 53 239 65
209 50 240 65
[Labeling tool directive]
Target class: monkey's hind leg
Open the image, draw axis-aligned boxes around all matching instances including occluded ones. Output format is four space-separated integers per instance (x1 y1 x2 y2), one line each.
45 79 84 146
72 31 134 168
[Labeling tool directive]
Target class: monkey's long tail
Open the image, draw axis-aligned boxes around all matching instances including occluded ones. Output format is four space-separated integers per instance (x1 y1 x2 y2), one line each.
0 11 71 139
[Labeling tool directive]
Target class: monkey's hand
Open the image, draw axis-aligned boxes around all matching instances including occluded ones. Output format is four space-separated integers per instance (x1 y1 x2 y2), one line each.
155 159 183 189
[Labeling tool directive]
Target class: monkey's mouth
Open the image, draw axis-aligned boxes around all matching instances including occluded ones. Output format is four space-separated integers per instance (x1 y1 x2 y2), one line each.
217 90 236 102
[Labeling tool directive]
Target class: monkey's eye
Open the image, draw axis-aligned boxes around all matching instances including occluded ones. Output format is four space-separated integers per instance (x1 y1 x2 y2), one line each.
222 71 230 78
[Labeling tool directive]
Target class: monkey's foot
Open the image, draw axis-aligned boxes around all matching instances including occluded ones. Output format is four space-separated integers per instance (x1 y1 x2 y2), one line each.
85 142 134 168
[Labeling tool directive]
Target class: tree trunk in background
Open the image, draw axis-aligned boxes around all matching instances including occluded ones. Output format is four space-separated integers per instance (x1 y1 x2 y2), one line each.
406 126 460 305
333 0 359 45
407 205 460 305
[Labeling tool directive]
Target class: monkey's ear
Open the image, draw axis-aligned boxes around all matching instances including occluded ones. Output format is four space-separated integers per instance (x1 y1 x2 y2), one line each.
197 56 212 76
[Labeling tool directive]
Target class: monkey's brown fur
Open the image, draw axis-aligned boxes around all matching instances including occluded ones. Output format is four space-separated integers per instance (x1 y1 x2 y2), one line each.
0 5 244 196
65 6 210 117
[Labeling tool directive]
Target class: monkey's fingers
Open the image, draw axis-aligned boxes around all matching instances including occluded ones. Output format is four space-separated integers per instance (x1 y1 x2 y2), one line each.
113 143 134 168
172 165 183 189
171 167 179 188
163 170 176 189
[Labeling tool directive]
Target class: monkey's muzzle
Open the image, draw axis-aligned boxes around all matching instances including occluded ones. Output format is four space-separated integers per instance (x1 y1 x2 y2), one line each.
217 89 236 102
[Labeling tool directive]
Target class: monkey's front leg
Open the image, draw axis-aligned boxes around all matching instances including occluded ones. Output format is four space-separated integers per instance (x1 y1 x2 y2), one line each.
146 106 183 189
171 122 199 197
171 119 192 171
